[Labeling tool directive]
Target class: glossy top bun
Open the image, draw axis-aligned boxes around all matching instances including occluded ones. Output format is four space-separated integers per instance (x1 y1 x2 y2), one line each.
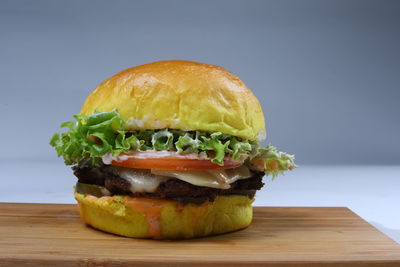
80 60 266 140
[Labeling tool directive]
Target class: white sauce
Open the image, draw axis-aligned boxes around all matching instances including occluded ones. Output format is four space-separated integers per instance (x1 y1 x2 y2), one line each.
258 130 267 141
102 151 209 165
126 116 172 129
152 120 167 128
116 167 170 193
126 118 145 128
171 118 180 127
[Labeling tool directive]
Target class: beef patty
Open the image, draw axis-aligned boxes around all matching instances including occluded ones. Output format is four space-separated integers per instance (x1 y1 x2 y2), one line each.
73 164 265 201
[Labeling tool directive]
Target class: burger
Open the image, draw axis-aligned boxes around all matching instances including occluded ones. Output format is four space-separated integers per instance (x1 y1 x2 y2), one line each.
50 60 296 239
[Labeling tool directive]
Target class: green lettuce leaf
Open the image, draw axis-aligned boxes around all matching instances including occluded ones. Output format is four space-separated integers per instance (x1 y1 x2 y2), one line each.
50 111 296 176
50 110 128 165
249 144 297 178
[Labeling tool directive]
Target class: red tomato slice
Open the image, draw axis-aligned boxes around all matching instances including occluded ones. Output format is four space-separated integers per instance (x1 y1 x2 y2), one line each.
109 152 242 170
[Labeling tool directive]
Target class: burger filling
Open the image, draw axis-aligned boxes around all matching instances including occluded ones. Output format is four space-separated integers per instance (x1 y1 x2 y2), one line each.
73 163 264 202
50 111 296 203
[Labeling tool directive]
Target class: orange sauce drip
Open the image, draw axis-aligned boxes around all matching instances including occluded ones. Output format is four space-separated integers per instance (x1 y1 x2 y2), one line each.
124 197 175 238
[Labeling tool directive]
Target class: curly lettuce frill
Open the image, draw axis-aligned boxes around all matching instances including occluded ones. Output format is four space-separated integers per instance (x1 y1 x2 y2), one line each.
50 111 296 177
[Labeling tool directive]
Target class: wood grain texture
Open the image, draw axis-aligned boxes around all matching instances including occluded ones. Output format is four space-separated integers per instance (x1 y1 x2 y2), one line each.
0 203 399 266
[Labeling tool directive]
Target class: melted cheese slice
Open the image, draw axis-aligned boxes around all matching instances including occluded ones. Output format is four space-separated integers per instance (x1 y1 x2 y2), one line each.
116 168 170 193
151 165 251 189
114 165 252 193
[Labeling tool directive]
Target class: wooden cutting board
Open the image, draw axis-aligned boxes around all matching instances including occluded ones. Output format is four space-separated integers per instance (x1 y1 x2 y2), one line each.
0 203 399 266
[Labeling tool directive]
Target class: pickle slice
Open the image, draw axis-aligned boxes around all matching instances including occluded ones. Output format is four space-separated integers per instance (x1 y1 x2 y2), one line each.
75 182 111 197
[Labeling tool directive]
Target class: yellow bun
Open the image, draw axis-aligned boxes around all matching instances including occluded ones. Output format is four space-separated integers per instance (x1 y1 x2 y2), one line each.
80 60 266 140
75 192 253 239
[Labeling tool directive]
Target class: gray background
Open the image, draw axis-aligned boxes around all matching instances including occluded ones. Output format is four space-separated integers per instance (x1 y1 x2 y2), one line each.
1 0 399 165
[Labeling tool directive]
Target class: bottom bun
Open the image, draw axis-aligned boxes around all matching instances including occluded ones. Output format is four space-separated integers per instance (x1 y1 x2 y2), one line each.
75 192 253 239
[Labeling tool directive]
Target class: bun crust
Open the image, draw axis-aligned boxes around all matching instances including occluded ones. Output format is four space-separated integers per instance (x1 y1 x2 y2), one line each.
75 192 253 239
80 60 265 140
